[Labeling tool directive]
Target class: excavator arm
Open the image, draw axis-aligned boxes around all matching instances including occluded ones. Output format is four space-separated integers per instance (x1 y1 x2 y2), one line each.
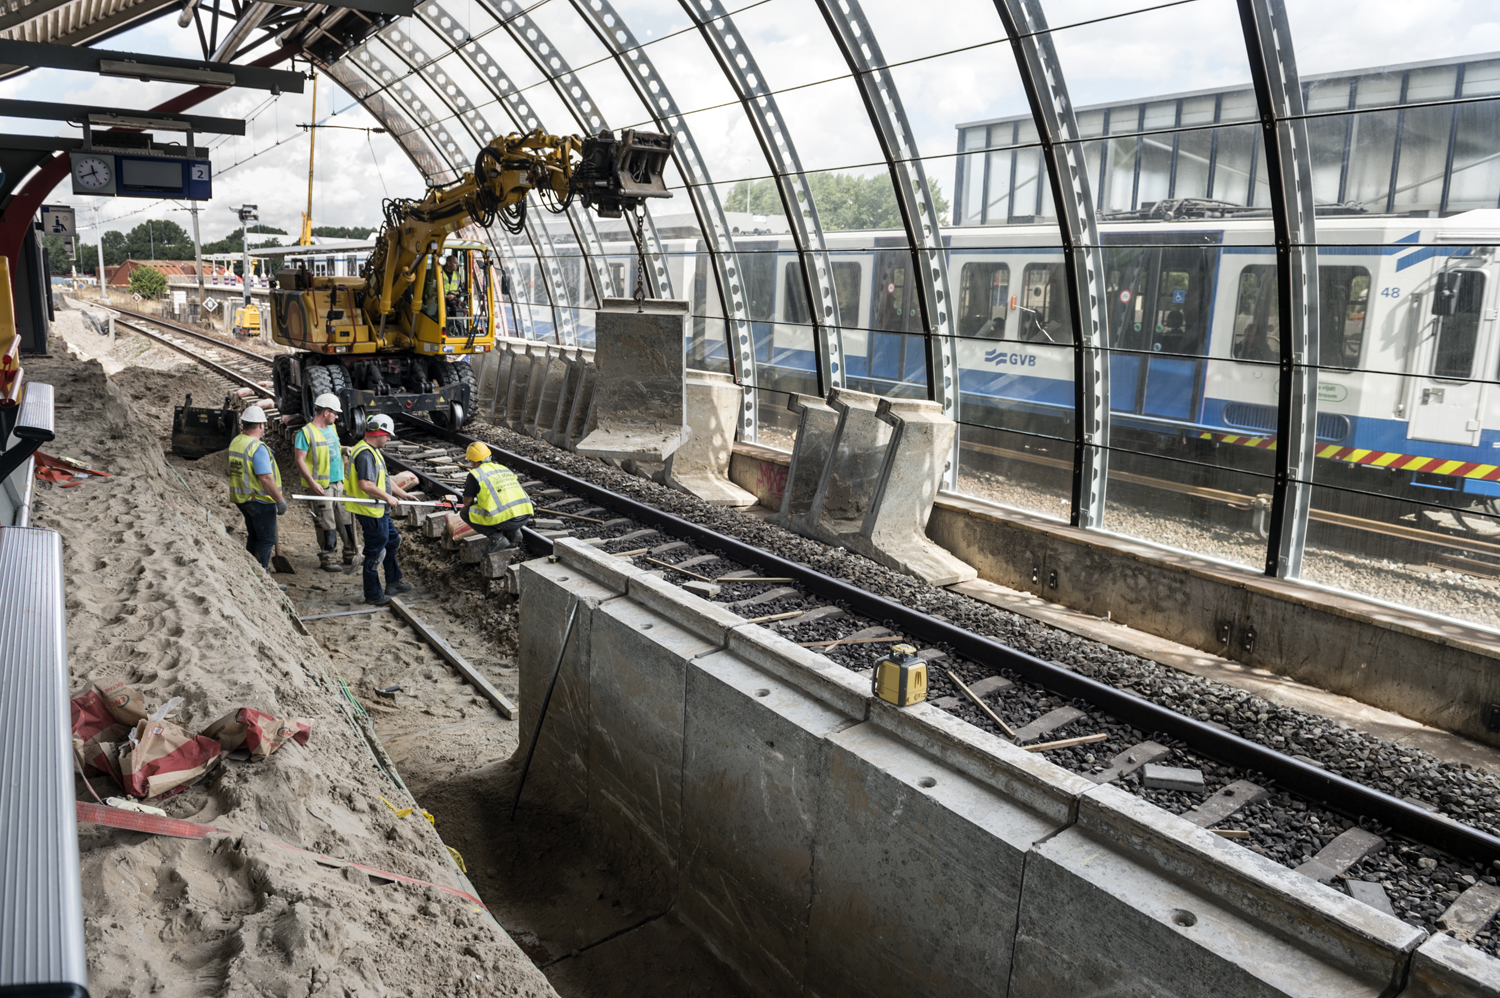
364 128 673 323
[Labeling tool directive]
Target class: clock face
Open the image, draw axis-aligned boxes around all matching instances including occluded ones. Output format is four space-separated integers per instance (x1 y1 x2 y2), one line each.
74 157 112 190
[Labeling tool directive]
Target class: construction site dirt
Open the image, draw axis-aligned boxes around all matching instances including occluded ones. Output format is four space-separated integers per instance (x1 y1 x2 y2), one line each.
46 311 749 997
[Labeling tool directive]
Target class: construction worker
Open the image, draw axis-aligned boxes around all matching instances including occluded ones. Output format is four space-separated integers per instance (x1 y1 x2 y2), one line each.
292 392 362 572
459 441 534 552
227 405 287 579
346 414 418 606
442 253 464 332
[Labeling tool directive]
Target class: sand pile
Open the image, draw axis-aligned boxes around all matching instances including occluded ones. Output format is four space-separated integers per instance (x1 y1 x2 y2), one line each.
28 320 556 998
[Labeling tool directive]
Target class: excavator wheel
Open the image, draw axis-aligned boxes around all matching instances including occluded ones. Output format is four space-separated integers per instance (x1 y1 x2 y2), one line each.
303 362 338 419
272 355 302 418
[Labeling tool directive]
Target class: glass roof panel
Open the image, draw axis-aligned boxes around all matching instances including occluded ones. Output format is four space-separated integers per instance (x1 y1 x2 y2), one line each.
855 0 1006 68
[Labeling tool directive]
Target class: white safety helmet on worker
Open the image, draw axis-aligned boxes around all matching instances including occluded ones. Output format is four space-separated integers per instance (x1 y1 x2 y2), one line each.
240 405 267 424
313 392 342 413
366 414 396 437
465 441 491 463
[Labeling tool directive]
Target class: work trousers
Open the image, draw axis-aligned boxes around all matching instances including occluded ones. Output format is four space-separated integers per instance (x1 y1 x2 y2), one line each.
237 499 277 571
356 512 403 601
309 481 363 565
461 509 530 549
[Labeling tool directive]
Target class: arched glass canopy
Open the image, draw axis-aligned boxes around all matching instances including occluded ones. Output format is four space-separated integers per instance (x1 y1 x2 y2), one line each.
310 0 1500 632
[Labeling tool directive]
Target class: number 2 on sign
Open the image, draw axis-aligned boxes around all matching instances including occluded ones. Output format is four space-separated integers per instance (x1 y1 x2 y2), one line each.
1379 286 1401 298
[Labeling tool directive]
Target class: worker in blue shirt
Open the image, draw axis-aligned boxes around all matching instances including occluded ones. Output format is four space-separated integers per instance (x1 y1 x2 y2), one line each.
226 405 287 577
346 414 418 606
293 391 362 572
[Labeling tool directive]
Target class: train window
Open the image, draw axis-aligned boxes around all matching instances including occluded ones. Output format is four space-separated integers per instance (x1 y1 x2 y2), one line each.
783 262 863 326
1434 270 1485 379
1019 263 1076 343
741 243 777 322
1319 267 1370 369
1232 266 1280 362
957 263 1011 338
1104 247 1151 349
1150 249 1214 356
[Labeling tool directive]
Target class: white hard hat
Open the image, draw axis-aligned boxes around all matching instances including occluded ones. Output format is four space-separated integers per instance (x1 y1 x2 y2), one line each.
366 414 396 436
313 392 343 413
240 405 267 424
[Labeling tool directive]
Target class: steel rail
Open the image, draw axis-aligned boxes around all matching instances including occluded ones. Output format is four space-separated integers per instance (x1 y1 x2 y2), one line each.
400 410 1500 865
113 318 272 393
108 305 279 367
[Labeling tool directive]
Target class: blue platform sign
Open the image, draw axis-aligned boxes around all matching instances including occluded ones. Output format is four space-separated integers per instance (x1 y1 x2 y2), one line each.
1172 288 1186 304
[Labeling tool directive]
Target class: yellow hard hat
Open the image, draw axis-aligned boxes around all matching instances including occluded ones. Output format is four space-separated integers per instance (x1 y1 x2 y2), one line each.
465 441 492 463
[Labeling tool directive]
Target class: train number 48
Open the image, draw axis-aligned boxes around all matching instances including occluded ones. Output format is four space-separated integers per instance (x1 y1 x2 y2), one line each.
1379 286 1402 298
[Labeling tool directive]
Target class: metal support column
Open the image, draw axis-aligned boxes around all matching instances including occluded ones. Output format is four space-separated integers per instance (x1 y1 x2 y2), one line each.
814 0 960 487
679 0 847 416
1238 0 1318 578
993 0 1111 528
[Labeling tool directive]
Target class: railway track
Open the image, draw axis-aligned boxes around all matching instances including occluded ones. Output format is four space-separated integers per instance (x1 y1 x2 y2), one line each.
97 303 1500 942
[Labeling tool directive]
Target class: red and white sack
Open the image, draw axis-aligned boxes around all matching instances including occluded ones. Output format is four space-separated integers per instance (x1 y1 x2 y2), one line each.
118 718 222 799
390 470 419 491
201 707 312 761
69 677 147 778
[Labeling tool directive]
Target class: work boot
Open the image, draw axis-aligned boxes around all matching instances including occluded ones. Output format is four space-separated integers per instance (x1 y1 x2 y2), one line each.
486 535 512 554
365 594 391 607
388 580 414 595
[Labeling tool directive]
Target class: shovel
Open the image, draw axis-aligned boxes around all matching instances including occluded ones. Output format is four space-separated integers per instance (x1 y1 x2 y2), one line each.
271 544 296 575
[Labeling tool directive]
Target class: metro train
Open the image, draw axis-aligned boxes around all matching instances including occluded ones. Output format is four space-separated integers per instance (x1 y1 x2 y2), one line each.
509 207 1500 511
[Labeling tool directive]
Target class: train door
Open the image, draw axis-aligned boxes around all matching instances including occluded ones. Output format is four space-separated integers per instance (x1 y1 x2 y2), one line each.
1407 266 1490 446
872 245 925 389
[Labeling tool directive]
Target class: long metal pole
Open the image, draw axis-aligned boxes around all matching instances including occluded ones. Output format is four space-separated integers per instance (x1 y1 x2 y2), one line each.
94 202 108 302
301 73 317 246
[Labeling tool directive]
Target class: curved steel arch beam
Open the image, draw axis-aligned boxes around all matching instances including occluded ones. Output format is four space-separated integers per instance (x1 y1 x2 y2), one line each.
415 2 618 309
340 44 573 343
460 0 675 301
324 58 459 183
1238 0 1317 579
361 28 579 343
814 0 960 487
566 0 757 439
992 0 1111 529
678 0 847 406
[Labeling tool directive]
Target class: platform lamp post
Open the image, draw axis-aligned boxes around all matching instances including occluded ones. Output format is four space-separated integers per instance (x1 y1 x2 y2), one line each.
92 201 108 302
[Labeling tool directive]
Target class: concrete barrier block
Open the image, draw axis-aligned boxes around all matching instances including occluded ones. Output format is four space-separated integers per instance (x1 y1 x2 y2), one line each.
563 354 598 452
775 393 840 535
576 299 691 464
808 719 1063 998
1400 933 1500 996
811 388 894 542
517 557 618 807
626 572 747 645
668 370 757 507
530 349 571 440
723 623 870 720
543 349 586 446
1008 783 1425 998
553 535 646 594
865 698 1088 826
521 348 555 437
679 649 853 996
588 597 720 874
503 343 537 430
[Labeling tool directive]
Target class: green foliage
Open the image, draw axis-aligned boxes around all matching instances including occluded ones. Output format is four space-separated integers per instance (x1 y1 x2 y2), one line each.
201 225 289 258
124 219 194 260
310 225 376 239
723 172 951 231
102 231 127 267
129 264 168 299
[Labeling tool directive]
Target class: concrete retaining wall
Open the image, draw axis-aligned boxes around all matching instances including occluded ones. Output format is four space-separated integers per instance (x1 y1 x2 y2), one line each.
727 444 1500 751
518 538 1500 998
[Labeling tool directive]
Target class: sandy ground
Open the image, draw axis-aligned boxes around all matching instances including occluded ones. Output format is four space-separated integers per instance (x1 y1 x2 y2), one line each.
39 312 557 998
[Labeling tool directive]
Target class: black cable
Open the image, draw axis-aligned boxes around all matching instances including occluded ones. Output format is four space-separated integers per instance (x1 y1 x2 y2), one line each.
510 599 579 820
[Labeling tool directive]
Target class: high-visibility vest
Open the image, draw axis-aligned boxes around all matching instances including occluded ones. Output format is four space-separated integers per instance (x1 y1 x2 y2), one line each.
228 433 280 504
468 462 533 526
345 439 388 517
299 423 339 488
443 269 460 295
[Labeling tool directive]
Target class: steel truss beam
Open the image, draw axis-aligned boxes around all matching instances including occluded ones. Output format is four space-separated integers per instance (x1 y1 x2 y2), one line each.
566 0 756 435
1238 0 1317 578
814 0 959 487
993 0 1111 529
679 0 846 413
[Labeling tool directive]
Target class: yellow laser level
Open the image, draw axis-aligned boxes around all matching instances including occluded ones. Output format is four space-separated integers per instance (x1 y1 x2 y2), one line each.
871 643 927 707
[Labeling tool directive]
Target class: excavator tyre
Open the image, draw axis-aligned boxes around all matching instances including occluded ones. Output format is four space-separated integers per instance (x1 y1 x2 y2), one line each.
171 393 239 459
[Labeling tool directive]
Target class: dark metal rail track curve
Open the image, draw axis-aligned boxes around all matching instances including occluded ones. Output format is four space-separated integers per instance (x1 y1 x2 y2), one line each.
399 411 1500 866
112 317 273 395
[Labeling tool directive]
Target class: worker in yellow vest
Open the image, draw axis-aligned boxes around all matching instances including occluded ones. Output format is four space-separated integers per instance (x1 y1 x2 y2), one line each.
459 441 534 553
292 392 362 573
226 405 287 581
346 414 418 606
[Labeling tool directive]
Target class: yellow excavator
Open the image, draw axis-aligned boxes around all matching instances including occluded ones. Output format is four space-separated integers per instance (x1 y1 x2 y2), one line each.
267 128 673 436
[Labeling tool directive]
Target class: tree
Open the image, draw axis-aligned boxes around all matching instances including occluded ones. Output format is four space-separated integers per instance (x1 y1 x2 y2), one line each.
201 225 288 257
129 265 168 299
125 219 193 261
102 231 127 267
723 172 950 231
310 225 376 240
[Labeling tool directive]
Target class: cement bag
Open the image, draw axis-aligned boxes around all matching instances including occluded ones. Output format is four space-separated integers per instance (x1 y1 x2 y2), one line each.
390 470 419 491
201 707 312 761
70 677 147 777
119 719 222 799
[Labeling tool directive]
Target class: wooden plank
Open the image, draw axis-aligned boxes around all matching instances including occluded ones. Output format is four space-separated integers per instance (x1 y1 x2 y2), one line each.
389 597 516 720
